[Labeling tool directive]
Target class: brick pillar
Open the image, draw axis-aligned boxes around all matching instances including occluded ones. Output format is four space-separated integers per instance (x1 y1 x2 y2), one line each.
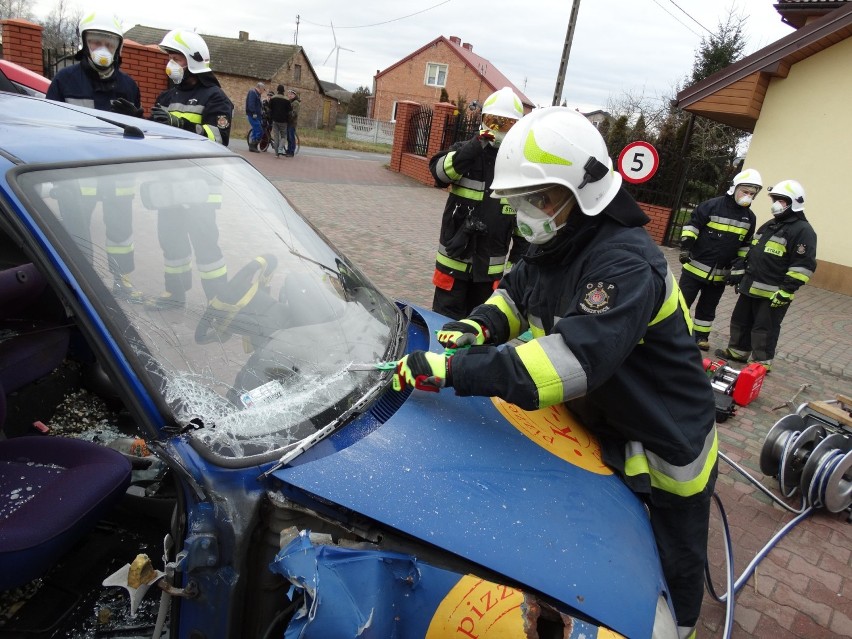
427 102 458 159
390 100 421 172
1 19 44 75
121 40 169 117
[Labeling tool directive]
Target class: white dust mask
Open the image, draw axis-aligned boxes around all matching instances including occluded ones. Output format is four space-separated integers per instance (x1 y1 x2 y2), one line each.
166 60 185 84
770 201 788 217
735 194 753 207
90 47 114 69
511 194 576 245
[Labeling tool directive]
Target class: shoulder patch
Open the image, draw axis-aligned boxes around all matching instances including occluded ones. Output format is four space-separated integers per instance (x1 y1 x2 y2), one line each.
579 281 617 315
217 115 230 129
796 243 807 255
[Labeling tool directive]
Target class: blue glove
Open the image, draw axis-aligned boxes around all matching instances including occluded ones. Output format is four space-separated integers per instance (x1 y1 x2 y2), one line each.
436 319 488 350
770 289 792 308
393 351 451 392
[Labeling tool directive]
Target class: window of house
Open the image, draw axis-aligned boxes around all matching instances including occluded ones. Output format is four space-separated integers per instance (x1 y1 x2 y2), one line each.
391 101 399 123
424 63 447 87
294 64 302 81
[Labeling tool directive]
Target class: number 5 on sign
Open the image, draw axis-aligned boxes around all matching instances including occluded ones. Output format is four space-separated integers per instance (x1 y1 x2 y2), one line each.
617 141 659 184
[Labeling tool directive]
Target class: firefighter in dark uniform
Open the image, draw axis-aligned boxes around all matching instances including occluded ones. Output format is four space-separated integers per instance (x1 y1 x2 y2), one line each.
146 29 234 308
678 168 761 350
46 12 143 301
717 179 817 371
394 108 717 639
429 87 529 319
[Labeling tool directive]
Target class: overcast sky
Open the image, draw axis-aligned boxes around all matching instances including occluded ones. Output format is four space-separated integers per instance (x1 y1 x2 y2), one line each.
33 0 795 112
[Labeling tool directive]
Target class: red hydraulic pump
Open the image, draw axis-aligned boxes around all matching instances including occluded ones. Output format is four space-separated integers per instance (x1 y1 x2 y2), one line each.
703 358 768 422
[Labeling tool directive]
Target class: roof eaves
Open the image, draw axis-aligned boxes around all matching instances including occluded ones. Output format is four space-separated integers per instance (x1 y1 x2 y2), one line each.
677 2 852 107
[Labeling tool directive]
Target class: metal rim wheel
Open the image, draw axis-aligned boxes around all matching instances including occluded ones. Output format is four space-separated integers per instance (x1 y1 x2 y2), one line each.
823 443 852 513
800 433 851 500
778 423 826 492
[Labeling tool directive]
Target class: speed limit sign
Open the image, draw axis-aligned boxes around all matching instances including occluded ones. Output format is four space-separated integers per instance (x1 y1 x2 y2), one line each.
617 141 659 184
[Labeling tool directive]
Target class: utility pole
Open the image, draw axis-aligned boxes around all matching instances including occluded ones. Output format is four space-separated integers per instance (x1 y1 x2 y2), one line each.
552 0 582 106
295 15 300 45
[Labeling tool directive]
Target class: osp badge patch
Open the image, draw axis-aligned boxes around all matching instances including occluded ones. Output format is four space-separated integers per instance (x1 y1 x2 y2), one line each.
217 115 230 129
579 281 617 314
796 243 807 255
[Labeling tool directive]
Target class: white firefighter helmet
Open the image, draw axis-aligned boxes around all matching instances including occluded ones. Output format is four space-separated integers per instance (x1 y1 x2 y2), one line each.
482 87 524 120
490 106 621 216
767 179 806 212
726 168 763 196
78 13 124 67
159 30 212 74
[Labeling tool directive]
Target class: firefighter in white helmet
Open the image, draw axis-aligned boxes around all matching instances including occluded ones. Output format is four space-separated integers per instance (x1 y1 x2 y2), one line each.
717 179 817 370
678 168 761 350
395 107 716 639
46 12 143 301
145 30 234 309
428 86 528 319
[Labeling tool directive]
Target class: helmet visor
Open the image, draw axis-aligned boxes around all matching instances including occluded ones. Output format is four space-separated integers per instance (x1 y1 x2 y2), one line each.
735 184 761 198
506 184 574 219
85 30 121 53
482 114 517 133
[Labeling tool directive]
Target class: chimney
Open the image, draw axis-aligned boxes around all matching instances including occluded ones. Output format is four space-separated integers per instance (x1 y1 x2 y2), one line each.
462 42 473 51
239 31 249 41
449 36 461 45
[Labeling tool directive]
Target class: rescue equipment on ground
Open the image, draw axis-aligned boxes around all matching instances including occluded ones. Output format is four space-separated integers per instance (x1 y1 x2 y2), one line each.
703 358 767 422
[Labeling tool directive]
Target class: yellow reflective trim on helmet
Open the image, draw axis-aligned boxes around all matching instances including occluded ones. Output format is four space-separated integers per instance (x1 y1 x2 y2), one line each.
523 130 572 166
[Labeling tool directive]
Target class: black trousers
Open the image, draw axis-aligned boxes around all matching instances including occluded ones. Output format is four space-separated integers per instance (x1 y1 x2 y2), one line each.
645 463 717 628
678 272 726 342
728 293 790 362
432 278 495 320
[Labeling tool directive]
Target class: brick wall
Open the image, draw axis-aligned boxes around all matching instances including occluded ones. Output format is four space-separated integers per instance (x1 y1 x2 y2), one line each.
638 202 670 245
374 39 497 122
120 40 169 116
1 19 44 74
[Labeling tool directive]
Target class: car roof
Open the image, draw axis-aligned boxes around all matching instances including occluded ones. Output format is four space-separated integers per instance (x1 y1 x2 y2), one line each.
0 92 233 164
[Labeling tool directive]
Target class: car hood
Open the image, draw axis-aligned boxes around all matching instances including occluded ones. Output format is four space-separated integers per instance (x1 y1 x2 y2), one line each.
274 309 665 637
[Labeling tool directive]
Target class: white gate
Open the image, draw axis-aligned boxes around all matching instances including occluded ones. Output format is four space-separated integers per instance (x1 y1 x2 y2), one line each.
346 115 395 145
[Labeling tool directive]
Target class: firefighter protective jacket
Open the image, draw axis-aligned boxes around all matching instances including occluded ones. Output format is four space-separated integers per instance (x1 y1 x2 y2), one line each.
429 136 529 283
739 209 817 300
46 60 140 112
451 189 717 506
680 194 755 283
154 78 234 146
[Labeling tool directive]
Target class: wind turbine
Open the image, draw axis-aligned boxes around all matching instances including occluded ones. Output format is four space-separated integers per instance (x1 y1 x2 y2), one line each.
323 21 353 86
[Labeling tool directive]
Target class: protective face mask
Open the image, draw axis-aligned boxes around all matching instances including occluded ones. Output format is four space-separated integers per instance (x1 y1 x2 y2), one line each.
735 194 754 207
90 47 114 69
770 201 788 216
166 60 185 85
512 195 575 245
489 129 507 147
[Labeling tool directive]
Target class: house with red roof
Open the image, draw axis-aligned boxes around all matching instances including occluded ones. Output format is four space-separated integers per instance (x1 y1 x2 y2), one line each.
371 35 534 122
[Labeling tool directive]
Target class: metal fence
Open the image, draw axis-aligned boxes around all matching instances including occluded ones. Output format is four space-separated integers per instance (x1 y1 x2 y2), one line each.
440 112 480 150
406 106 433 156
345 115 395 145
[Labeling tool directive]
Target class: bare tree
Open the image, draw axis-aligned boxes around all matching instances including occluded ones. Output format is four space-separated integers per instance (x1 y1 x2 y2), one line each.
0 0 34 20
41 0 83 51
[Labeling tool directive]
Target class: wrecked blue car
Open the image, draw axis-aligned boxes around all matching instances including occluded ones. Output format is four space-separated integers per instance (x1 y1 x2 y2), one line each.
0 88 679 638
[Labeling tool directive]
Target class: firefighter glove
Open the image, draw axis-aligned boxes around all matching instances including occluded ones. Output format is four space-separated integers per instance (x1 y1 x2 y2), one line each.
393 351 451 393
678 250 691 264
726 272 744 286
110 98 144 118
770 289 792 308
437 319 488 350
476 128 495 144
150 105 182 128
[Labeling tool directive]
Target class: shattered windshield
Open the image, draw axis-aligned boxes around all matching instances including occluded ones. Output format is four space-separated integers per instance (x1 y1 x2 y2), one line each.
16 157 401 459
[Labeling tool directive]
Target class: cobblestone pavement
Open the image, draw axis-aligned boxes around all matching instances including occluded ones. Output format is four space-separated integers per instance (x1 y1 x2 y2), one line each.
239 144 852 639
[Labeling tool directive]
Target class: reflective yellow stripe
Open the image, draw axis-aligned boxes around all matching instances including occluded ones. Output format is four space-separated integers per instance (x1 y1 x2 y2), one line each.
443 153 461 181
514 340 563 406
449 185 484 201
707 220 747 238
648 272 679 327
436 252 471 272
81 187 97 196
171 110 202 124
482 290 523 338
207 194 223 204
106 245 134 255
165 264 192 274
763 240 786 256
200 265 227 280
487 263 505 275
787 270 809 283
625 429 718 497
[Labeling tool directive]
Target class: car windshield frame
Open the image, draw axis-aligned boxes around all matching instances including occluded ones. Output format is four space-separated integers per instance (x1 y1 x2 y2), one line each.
10 155 403 464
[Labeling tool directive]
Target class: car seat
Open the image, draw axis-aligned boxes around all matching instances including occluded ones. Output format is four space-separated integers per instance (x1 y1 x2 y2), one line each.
0 263 132 590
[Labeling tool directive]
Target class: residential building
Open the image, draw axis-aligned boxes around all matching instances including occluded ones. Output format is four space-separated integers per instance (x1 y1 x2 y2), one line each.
124 26 337 129
372 35 533 122
675 0 852 295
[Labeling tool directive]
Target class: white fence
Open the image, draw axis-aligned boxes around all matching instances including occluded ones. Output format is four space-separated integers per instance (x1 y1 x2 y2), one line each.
346 115 395 145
